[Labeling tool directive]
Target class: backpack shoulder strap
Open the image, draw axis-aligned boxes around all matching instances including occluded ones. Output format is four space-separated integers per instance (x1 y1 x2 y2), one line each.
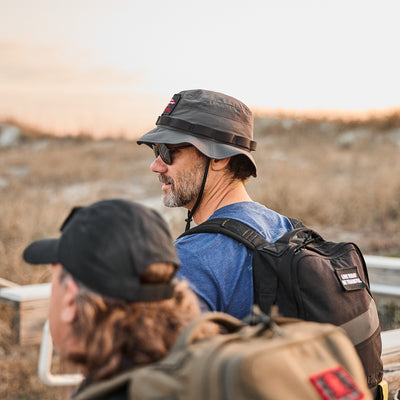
288 217 305 229
178 216 303 249
73 371 132 400
178 218 268 249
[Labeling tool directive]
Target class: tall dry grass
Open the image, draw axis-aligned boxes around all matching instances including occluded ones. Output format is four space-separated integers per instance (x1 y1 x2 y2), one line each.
0 136 160 287
248 117 400 254
1 116 400 287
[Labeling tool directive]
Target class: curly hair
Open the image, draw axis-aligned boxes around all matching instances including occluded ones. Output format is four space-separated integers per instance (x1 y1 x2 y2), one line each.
60 263 201 381
227 154 256 181
191 146 255 181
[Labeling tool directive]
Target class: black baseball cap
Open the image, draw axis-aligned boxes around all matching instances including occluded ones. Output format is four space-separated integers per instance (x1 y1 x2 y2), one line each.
137 89 257 176
23 199 180 302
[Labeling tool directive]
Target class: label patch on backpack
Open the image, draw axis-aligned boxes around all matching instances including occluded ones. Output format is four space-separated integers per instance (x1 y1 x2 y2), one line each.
309 366 364 400
335 267 366 291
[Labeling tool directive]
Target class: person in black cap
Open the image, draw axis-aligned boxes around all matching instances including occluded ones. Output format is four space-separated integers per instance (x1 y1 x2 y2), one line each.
137 89 293 320
23 199 201 400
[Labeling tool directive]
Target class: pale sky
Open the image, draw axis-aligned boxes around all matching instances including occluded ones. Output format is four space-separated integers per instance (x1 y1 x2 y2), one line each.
1 0 399 137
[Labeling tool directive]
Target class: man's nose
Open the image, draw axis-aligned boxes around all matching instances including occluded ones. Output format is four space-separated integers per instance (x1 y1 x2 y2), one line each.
150 156 168 173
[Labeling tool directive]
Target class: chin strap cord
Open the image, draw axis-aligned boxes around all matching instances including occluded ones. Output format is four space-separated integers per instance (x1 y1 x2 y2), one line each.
185 158 211 232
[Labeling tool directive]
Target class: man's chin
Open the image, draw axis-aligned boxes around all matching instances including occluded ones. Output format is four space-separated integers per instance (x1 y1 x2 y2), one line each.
162 195 178 208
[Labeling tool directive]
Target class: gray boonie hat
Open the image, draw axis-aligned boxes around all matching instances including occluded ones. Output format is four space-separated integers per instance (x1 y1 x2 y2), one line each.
137 89 257 175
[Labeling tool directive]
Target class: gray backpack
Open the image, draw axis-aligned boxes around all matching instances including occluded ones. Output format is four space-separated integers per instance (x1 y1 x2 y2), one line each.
74 311 372 400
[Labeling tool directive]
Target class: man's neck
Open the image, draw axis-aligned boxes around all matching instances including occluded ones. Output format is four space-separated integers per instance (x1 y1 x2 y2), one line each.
191 178 252 225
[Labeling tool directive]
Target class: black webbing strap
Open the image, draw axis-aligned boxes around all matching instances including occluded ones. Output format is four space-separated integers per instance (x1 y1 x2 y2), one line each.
288 217 305 229
179 218 267 249
184 158 211 231
156 115 257 152
178 217 303 248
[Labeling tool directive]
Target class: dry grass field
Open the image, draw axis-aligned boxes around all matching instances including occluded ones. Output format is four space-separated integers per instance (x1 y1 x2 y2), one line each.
1 113 400 399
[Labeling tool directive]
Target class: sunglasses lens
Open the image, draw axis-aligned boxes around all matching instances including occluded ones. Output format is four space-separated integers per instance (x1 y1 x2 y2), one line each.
153 144 172 164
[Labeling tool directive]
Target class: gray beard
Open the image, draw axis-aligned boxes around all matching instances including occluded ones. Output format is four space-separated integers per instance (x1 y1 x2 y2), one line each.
162 160 206 208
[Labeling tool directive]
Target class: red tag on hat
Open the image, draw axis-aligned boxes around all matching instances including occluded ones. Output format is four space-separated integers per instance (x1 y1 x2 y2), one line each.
162 93 181 115
309 366 364 400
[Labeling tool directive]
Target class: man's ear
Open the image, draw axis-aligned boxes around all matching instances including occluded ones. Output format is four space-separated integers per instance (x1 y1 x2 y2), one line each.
60 278 79 324
210 157 231 172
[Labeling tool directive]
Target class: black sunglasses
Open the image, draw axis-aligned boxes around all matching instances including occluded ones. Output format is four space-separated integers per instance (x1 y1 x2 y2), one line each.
153 143 192 165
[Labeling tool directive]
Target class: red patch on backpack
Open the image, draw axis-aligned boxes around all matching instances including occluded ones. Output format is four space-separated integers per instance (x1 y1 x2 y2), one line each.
309 366 364 400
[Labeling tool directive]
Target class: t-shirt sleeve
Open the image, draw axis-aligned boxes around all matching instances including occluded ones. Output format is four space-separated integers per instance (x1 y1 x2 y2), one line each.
175 234 222 311
175 233 253 319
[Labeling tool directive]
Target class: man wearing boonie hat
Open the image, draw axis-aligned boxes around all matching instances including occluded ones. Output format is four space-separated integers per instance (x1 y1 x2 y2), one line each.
23 199 201 399
137 89 293 319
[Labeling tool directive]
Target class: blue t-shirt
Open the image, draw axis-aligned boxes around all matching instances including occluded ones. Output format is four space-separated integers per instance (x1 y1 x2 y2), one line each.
175 201 293 319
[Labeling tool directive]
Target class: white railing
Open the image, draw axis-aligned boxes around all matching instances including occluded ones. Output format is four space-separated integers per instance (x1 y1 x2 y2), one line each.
365 255 400 298
381 328 400 357
365 255 400 270
38 321 83 386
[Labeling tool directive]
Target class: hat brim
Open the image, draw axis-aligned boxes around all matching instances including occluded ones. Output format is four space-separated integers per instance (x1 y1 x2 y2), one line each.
137 125 257 168
23 238 59 265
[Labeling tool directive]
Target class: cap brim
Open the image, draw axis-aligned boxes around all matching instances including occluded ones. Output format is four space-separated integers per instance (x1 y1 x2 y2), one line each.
23 238 60 265
137 125 257 168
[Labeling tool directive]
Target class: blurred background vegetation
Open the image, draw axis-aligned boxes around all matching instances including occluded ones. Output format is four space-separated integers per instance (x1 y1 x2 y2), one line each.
1 112 400 399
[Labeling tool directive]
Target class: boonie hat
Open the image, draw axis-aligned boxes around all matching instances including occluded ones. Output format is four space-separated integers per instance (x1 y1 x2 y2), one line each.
137 89 257 176
23 199 180 302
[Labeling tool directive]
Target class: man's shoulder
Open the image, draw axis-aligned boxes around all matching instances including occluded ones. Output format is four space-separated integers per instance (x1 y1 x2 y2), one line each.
211 201 282 221
176 201 292 246
175 225 242 251
211 201 293 242
175 203 261 244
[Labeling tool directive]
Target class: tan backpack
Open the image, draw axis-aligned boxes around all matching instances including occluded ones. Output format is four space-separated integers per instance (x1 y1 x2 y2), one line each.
74 311 373 400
